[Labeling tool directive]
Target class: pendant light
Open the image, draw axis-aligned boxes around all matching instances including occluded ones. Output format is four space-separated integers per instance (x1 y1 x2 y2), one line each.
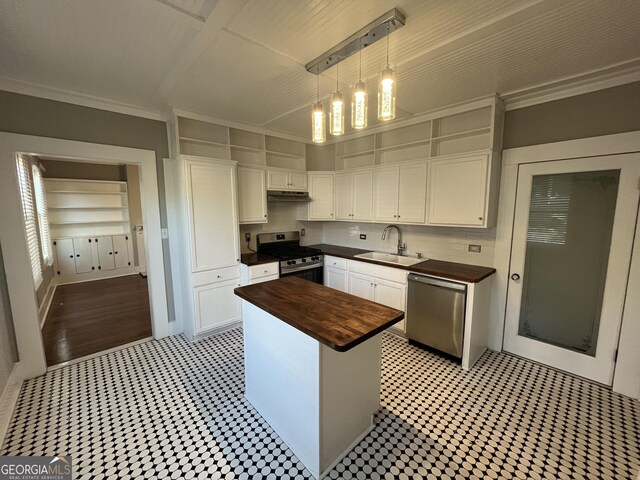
311 74 326 144
329 58 345 136
351 39 368 130
378 25 396 121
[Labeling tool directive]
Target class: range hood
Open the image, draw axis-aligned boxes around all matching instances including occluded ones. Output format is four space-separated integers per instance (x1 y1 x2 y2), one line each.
267 190 310 202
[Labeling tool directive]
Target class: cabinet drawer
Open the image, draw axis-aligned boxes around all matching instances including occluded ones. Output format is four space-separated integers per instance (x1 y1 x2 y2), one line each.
248 262 279 280
324 255 347 270
249 274 279 285
348 259 408 284
192 265 241 287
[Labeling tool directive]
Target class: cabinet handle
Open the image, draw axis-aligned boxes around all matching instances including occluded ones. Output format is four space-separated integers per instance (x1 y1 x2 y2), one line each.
109 252 113 255
69 255 74 258
478 217 483 221
76 254 80 257
393 214 397 218
115 251 118 254
397 215 401 218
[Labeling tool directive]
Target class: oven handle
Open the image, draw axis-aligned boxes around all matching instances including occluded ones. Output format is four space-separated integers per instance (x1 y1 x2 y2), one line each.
280 262 324 275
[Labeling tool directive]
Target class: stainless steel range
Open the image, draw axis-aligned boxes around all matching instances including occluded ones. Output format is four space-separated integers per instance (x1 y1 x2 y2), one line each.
256 231 323 284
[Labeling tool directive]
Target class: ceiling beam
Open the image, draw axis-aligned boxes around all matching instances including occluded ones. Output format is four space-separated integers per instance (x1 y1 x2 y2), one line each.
151 0 206 24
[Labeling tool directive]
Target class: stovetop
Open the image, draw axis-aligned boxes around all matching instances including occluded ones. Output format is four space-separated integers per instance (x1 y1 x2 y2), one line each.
256 231 324 272
261 246 322 261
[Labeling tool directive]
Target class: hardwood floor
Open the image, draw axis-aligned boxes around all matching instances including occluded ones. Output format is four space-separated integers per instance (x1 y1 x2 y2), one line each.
42 274 152 366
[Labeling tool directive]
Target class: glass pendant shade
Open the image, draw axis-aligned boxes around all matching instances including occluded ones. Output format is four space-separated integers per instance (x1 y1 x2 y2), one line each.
311 101 326 144
378 67 396 121
330 91 345 136
351 81 368 129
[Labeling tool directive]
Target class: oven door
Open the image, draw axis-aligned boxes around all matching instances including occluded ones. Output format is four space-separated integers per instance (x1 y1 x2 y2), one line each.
280 266 323 285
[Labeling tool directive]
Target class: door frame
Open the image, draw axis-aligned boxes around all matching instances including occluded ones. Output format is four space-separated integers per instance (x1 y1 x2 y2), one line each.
0 132 170 380
493 131 640 398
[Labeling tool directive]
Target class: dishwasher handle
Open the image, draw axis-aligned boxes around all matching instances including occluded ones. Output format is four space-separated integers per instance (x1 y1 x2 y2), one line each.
408 273 466 292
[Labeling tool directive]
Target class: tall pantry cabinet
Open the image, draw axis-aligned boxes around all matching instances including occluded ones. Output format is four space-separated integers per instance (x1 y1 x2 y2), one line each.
170 156 242 340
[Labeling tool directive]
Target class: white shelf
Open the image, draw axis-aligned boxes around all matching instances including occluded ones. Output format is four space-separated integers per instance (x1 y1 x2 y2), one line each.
336 150 375 159
265 150 304 159
375 139 431 153
180 136 229 148
231 144 264 153
50 220 129 226
431 126 490 141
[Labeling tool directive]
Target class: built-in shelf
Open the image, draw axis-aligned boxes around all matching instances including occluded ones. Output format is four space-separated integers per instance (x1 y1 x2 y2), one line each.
45 178 130 237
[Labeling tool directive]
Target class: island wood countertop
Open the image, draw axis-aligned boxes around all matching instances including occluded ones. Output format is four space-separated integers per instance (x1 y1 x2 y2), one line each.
235 276 404 352
307 243 495 283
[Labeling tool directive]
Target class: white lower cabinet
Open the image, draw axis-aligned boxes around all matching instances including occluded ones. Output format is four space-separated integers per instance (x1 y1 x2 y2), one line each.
323 256 348 292
53 235 135 280
194 278 242 333
241 262 279 285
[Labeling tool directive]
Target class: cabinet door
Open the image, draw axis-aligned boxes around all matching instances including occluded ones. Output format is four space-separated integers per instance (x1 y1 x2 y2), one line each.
373 166 399 222
289 172 308 191
112 235 131 269
397 161 427 224
194 279 242 333
308 173 334 220
186 161 240 271
334 172 353 220
268 170 290 190
348 272 375 301
95 236 115 271
375 278 407 332
325 266 348 292
238 166 267 224
428 155 488 226
73 237 94 273
352 169 373 221
54 239 76 275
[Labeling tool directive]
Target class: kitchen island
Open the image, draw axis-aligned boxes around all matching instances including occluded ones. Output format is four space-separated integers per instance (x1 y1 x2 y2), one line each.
234 276 404 479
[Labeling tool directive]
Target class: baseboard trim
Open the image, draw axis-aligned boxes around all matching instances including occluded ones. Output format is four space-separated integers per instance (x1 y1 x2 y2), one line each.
0 364 23 449
38 280 57 329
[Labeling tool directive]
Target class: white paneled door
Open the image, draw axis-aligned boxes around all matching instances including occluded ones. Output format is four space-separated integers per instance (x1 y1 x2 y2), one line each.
503 154 640 385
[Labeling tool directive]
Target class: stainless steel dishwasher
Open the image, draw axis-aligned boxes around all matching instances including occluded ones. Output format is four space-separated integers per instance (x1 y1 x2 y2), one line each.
406 274 467 358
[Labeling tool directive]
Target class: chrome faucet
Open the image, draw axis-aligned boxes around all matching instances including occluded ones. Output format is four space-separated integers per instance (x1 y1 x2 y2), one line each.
381 225 407 256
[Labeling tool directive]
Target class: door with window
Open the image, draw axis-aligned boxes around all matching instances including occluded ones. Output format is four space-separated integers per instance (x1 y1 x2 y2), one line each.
504 154 640 384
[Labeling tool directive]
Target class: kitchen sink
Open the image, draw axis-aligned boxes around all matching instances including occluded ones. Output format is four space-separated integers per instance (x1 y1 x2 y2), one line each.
354 251 426 267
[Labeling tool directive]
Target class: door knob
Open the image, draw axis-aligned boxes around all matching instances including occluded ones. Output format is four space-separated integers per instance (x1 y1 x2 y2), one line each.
511 273 520 281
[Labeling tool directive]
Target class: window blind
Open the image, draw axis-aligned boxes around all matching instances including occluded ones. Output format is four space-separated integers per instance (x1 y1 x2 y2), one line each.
32 165 53 265
526 174 570 246
16 156 43 286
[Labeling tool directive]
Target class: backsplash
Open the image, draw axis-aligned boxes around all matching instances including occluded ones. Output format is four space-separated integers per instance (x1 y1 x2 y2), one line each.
239 203 323 253
320 222 496 267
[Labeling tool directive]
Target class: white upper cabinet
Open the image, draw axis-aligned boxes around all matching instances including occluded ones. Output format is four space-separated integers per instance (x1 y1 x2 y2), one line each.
374 161 427 224
307 172 334 220
237 166 267 224
267 168 308 191
427 154 495 227
335 168 373 221
186 160 240 271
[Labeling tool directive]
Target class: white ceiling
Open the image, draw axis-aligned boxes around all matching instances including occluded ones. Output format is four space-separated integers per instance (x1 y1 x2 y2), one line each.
1 0 639 141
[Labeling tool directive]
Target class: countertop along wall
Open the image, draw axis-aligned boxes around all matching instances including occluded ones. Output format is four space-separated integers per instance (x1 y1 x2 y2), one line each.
0 90 175 324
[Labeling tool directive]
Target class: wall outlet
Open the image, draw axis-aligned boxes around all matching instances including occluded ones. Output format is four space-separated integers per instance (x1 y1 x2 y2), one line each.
301 228 306 237
360 234 367 240
245 232 251 242
468 244 482 253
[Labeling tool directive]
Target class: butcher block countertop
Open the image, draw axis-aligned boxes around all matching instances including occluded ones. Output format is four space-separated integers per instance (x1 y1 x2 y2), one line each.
234 276 404 352
308 243 495 283
240 252 278 266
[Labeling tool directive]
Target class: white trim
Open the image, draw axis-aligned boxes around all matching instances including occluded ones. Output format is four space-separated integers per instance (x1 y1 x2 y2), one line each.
0 365 23 448
502 58 640 111
0 133 170 381
38 279 57 329
46 336 153 371
493 130 640 396
0 76 165 122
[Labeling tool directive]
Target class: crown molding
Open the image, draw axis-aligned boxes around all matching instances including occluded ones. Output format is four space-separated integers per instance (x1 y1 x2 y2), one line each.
502 58 640 111
0 76 166 122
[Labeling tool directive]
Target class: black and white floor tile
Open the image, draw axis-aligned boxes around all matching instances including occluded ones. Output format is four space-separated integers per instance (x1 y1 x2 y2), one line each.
2 328 639 479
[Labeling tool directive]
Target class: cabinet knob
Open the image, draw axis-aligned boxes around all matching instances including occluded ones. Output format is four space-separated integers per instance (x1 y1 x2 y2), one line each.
264 270 268 274
511 273 520 281
76 254 80 257
478 217 483 221
217 275 222 279
69 255 74 258
109 252 113 255
264 214 267 218
115 251 118 254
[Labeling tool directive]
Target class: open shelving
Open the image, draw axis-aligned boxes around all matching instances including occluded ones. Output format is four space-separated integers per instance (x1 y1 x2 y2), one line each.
44 178 131 238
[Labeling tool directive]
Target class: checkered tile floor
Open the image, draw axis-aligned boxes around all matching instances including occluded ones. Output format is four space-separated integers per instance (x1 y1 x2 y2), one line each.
2 329 639 479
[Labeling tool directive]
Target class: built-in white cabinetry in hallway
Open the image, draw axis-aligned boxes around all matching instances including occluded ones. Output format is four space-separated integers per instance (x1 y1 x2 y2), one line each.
237 165 268 224
169 156 242 340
